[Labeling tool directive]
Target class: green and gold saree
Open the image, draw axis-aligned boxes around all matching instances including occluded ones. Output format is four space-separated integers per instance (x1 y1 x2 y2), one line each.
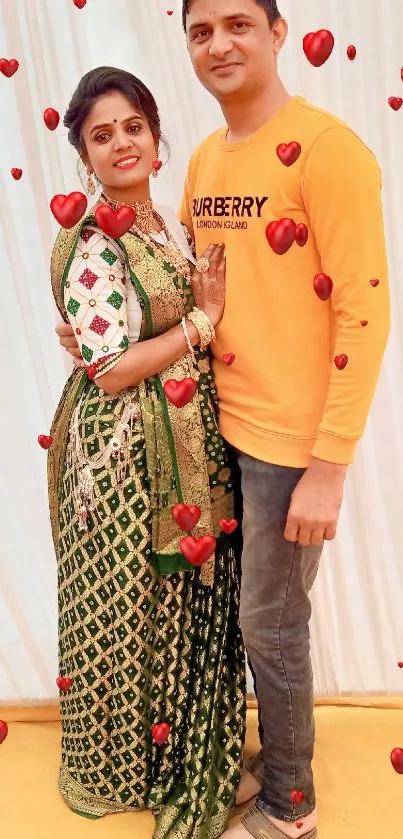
47 212 246 838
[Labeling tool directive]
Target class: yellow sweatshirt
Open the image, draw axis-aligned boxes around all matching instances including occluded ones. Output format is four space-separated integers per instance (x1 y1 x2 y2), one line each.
180 96 390 467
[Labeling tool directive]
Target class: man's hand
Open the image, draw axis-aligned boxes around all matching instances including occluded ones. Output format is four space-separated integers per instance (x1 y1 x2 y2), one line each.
284 458 348 546
55 320 84 366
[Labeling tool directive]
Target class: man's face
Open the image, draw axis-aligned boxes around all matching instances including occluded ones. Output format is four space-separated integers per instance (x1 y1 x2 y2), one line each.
185 0 286 103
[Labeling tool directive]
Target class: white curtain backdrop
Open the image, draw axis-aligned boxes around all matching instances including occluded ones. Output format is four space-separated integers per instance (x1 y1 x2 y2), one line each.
1 0 403 703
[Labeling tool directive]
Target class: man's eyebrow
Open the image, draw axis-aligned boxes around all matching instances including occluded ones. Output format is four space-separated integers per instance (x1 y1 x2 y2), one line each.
188 13 254 34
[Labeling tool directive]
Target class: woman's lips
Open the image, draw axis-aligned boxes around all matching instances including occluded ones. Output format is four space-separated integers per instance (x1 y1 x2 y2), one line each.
115 156 140 170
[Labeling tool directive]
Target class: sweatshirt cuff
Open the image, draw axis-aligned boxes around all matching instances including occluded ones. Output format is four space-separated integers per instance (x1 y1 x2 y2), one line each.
310 430 360 465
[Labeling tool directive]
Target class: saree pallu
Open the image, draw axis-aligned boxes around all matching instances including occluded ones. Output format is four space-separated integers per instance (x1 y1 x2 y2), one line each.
48 216 247 838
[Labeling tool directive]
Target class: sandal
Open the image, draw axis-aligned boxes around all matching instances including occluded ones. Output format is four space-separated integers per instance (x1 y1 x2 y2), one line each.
241 802 317 838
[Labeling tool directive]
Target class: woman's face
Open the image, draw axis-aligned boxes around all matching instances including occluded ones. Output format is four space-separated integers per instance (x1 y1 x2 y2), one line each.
81 89 158 192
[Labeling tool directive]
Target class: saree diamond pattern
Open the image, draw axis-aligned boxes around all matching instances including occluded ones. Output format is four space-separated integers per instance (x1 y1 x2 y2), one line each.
50 217 247 838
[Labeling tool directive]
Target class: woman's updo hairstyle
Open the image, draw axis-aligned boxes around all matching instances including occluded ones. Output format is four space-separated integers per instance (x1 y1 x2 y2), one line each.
63 66 168 158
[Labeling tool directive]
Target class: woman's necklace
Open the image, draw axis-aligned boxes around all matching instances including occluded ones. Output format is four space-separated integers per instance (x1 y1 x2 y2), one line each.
99 191 190 281
101 190 154 234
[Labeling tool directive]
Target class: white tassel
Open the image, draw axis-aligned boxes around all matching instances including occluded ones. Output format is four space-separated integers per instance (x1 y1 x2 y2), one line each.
77 465 96 512
68 396 139 528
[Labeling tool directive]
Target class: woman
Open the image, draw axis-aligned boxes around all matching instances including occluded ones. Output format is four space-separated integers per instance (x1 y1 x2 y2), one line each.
48 66 252 838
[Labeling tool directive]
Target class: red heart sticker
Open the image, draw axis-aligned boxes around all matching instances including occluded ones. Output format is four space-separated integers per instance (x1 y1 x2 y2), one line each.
87 364 97 380
180 535 216 566
295 223 308 247
220 518 238 535
391 747 403 774
73 0 87 7
0 720 8 745
51 192 87 229
151 723 171 744
152 160 163 172
0 58 19 77
95 205 136 239
276 142 301 167
163 378 198 408
334 354 348 370
314 273 333 301
303 30 334 67
38 434 53 450
222 353 235 366
295 822 304 830
360 320 368 327
172 503 201 531
388 97 403 111
167 9 174 15
11 168 23 180
370 278 379 287
398 661 403 668
56 677 73 693
347 45 357 60
43 107 60 131
291 790 305 805
266 219 296 255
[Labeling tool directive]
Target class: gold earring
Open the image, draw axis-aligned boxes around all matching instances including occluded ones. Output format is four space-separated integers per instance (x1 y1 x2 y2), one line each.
86 170 96 195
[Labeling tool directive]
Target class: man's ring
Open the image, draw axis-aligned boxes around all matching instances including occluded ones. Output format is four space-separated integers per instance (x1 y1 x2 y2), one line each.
196 257 210 273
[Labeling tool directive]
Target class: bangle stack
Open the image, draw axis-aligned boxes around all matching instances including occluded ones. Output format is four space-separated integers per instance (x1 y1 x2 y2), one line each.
187 307 216 351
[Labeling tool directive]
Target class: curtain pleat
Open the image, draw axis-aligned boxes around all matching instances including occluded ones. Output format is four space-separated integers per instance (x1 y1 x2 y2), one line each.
0 0 402 701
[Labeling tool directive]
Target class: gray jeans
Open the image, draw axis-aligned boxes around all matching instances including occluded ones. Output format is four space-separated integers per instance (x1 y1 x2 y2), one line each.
238 452 322 822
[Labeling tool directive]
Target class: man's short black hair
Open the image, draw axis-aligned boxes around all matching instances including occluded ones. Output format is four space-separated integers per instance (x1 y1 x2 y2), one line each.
182 0 281 31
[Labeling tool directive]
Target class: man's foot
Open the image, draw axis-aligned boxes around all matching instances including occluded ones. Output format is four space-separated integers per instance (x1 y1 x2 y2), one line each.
262 807 317 838
221 806 318 838
235 768 262 806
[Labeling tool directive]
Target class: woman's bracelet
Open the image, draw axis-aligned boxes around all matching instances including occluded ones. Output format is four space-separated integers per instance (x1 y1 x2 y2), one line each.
181 317 196 363
187 307 216 351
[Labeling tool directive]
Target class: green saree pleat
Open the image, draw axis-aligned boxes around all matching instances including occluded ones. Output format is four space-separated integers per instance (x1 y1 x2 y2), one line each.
48 216 247 838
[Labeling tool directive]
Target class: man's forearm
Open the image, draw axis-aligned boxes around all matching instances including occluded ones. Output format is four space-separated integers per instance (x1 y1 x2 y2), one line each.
308 457 348 479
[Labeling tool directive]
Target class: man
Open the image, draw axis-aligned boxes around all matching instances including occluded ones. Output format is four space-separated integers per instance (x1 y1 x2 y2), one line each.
56 1 390 837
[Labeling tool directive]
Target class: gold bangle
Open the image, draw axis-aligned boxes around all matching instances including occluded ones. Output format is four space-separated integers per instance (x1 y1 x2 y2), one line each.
195 307 216 347
194 308 216 342
187 307 216 351
181 317 196 363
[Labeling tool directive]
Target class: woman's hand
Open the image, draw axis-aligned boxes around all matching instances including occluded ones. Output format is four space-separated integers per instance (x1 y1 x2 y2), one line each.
55 321 84 366
191 243 226 328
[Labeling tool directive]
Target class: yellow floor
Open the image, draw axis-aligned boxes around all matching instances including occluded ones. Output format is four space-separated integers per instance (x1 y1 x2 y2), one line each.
1 705 403 839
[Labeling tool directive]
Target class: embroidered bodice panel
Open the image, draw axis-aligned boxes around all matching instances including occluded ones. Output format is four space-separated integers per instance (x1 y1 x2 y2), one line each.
63 204 195 379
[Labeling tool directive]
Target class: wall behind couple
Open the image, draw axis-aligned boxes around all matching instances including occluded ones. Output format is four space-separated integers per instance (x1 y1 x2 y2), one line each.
0 0 402 702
